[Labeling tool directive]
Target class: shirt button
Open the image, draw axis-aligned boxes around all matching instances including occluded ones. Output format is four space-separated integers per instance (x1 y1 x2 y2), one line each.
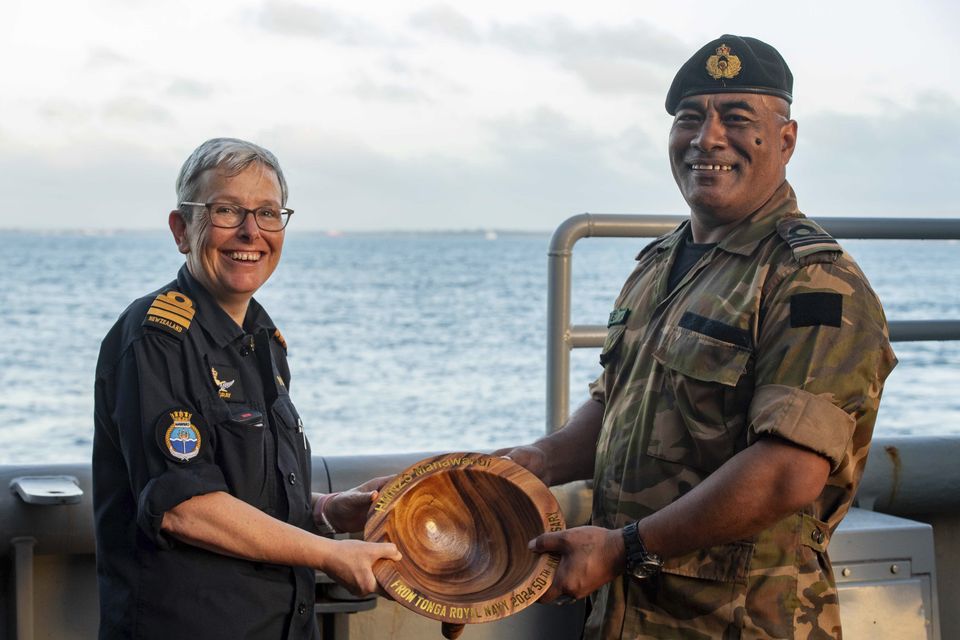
298 601 307 615
811 528 825 544
288 472 297 485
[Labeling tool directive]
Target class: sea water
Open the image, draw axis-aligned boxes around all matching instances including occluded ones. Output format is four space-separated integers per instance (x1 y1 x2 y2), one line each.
1 230 958 464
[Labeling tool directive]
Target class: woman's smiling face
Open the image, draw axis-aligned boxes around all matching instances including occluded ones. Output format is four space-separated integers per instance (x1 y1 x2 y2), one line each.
174 162 285 316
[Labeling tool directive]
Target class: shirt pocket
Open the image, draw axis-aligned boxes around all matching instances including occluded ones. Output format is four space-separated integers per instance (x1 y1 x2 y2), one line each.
211 401 269 507
647 318 753 472
271 395 312 481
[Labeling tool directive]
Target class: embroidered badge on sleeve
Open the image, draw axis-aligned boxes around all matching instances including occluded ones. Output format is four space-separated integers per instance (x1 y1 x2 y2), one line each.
157 409 203 462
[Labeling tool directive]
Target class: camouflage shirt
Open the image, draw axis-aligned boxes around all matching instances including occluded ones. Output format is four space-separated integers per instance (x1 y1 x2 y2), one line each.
586 182 897 639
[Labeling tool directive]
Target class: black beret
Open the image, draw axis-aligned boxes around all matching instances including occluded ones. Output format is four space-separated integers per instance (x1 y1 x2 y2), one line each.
665 35 793 115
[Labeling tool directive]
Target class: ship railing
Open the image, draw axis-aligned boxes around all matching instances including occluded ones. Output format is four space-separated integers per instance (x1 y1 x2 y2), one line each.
547 214 960 431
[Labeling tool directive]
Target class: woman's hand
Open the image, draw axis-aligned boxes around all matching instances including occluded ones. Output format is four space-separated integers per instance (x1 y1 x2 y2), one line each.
323 539 402 596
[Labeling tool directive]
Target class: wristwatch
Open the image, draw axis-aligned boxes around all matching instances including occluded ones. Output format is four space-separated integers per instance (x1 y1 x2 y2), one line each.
622 521 662 580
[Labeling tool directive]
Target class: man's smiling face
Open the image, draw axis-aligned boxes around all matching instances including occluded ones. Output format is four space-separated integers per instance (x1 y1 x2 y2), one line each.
669 93 797 233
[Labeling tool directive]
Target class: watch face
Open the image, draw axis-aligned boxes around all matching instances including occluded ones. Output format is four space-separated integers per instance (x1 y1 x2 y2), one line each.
633 559 662 579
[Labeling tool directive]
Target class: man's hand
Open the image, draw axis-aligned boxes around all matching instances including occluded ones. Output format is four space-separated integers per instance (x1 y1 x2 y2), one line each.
493 399 605 488
322 539 402 597
529 525 625 602
493 445 551 485
316 475 393 534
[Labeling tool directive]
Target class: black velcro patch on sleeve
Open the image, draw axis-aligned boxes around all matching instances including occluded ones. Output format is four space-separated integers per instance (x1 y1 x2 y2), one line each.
790 292 843 328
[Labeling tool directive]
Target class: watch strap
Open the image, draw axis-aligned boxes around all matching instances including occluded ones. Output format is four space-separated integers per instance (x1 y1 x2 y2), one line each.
622 521 662 579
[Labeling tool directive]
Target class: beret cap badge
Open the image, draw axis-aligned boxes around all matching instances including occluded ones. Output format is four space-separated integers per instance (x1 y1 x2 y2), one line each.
706 44 742 80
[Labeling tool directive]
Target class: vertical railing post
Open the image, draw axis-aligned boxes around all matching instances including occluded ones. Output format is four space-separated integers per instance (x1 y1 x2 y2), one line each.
546 244 572 433
546 215 592 433
11 536 36 640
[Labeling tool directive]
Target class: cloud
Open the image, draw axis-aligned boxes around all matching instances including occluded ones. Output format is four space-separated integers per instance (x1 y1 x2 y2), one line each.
101 96 174 124
166 78 214 99
37 100 95 126
257 1 392 45
409 5 481 43
489 16 683 64
351 75 429 103
791 94 960 215
491 17 683 95
263 108 679 231
7 98 956 232
409 10 683 95
0 141 176 230
86 47 131 70
562 57 669 95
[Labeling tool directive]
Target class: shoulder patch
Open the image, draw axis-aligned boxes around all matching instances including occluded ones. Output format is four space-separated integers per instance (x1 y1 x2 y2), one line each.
143 290 195 337
776 217 842 262
156 408 204 462
273 328 287 352
790 292 843 328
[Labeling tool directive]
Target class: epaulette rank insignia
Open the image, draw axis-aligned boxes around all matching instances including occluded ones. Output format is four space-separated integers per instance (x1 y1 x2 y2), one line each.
777 217 841 262
273 328 287 351
143 290 195 337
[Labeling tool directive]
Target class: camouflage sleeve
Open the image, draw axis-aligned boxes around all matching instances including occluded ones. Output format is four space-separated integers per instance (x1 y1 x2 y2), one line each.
747 258 896 470
588 371 607 404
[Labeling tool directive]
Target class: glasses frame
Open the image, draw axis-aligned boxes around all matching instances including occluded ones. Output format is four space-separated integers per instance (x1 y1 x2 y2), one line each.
179 201 294 231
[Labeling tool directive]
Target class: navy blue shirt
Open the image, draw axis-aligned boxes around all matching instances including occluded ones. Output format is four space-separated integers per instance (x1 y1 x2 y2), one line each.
93 265 319 640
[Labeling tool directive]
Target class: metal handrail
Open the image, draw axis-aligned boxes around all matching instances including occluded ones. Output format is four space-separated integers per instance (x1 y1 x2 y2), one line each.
546 214 960 432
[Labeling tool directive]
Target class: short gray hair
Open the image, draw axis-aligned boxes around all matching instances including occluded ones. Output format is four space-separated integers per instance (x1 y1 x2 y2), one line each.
175 138 288 217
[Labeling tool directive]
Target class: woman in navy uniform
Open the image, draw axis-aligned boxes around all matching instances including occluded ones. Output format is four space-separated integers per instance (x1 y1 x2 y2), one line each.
93 138 400 639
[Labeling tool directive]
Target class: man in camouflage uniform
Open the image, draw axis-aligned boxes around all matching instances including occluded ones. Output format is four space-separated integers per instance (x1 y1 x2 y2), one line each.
503 35 897 638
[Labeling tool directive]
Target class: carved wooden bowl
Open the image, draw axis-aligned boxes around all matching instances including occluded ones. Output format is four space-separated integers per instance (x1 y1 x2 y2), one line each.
364 453 565 627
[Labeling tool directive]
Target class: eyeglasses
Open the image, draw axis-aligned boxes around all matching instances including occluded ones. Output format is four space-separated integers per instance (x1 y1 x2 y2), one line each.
179 202 294 231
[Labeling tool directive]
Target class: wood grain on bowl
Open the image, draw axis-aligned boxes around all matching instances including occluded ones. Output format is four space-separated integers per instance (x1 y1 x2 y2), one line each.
364 453 565 627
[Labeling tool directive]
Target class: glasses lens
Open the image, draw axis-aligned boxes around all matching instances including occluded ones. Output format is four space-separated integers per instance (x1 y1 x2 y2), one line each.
255 208 287 231
209 204 244 228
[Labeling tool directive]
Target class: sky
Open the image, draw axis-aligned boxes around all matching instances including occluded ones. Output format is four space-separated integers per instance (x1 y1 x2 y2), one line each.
2 0 959 231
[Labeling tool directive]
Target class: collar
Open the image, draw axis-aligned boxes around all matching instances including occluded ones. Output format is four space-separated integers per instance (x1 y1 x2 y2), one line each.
176 265 277 348
715 181 800 256
650 181 799 259
652 220 691 257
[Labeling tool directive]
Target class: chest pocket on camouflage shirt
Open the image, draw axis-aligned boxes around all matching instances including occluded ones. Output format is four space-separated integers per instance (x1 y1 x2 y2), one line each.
648 312 754 473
